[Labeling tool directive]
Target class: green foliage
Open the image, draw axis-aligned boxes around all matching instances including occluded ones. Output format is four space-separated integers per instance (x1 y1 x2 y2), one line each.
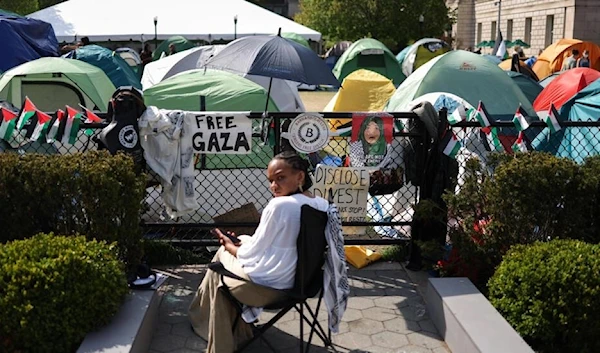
0 233 128 353
1 0 65 15
580 155 600 244
488 239 600 353
0 151 146 270
143 240 212 266
295 0 451 51
380 244 407 262
443 152 589 289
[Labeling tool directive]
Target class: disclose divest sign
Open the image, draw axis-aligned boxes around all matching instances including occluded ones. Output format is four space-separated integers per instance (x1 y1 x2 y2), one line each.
312 165 370 235
189 113 252 154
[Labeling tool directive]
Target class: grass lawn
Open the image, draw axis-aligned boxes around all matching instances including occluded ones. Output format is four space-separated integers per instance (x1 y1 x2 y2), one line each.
299 90 337 112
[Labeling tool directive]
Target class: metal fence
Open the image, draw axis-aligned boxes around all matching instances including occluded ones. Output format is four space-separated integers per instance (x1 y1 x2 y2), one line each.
9 110 600 246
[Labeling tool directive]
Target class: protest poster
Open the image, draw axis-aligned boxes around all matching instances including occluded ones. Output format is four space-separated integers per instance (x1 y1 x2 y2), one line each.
189 112 252 154
312 165 370 235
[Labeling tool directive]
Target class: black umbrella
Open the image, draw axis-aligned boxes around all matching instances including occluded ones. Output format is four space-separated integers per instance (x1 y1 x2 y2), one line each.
204 33 340 111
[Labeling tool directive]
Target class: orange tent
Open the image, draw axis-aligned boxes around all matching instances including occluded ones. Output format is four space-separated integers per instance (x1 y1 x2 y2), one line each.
533 67 600 112
499 58 539 81
533 39 600 80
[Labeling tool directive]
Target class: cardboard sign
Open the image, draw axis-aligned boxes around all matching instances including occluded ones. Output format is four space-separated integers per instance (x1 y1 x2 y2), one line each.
312 165 370 235
190 113 252 154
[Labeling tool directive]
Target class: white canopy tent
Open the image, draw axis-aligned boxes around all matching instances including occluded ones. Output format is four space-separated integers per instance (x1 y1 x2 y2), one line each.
28 0 321 43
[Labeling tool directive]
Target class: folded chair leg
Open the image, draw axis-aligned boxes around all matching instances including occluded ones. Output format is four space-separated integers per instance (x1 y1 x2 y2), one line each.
235 304 295 353
299 302 304 353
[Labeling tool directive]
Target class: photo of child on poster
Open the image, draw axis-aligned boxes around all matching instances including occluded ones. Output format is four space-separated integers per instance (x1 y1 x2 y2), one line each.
348 113 394 168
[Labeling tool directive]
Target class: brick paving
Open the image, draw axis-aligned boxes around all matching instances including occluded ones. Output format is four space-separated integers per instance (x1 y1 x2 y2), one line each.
149 262 451 353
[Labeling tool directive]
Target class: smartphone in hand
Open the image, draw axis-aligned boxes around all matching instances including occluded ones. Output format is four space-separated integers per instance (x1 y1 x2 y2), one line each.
211 229 240 244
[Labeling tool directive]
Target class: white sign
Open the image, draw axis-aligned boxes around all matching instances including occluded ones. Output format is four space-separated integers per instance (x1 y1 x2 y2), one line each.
312 165 370 235
190 113 252 154
287 113 330 153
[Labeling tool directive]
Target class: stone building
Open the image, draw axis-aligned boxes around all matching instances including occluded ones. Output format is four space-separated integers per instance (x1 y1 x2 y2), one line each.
447 0 600 56
252 0 300 19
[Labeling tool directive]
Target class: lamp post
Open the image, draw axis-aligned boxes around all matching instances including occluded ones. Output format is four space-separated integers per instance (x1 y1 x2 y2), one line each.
419 14 424 37
153 16 158 50
234 15 238 40
494 0 501 39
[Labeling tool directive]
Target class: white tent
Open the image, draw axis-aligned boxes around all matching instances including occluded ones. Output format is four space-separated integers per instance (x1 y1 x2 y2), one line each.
28 0 321 43
142 45 305 112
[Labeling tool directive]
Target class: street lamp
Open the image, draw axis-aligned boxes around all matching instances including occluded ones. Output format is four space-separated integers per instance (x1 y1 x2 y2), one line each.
494 1 502 39
419 14 424 37
153 16 158 50
234 15 238 40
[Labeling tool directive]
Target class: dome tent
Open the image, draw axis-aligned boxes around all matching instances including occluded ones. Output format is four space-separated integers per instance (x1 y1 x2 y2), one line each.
65 45 142 90
152 36 195 61
533 67 600 114
533 39 600 80
400 38 451 77
332 38 405 86
386 50 536 121
506 71 543 105
0 57 115 112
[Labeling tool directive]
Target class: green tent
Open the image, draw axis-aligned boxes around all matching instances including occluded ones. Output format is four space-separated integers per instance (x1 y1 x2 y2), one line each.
506 71 542 105
400 38 451 77
152 36 195 61
281 32 310 48
0 57 115 112
332 38 406 86
69 45 142 90
386 50 536 121
144 69 279 169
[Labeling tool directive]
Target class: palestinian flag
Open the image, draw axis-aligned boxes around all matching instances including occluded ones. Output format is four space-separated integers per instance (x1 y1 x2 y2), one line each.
440 131 461 159
544 104 562 133
482 126 503 152
78 104 103 136
448 104 466 125
63 106 82 145
47 109 65 143
473 101 492 127
28 110 53 142
0 107 18 142
512 131 528 153
333 122 352 137
16 97 37 131
512 105 530 131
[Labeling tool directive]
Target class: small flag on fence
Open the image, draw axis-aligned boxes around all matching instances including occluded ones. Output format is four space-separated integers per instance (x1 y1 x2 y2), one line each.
512 105 530 131
448 104 466 125
440 131 461 159
16 97 37 130
482 126 504 152
27 110 53 142
78 104 103 136
512 131 528 153
47 109 65 143
544 104 562 133
0 107 18 142
473 101 493 127
63 106 82 145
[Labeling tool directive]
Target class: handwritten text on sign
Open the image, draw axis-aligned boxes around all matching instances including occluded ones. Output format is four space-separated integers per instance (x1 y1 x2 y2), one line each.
312 165 370 235
191 113 252 154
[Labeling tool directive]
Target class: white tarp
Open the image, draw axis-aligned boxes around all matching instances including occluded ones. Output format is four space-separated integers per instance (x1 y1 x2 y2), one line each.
28 0 321 43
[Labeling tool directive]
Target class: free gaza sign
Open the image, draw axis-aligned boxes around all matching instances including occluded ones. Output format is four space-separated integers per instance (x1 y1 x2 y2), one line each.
190 113 252 154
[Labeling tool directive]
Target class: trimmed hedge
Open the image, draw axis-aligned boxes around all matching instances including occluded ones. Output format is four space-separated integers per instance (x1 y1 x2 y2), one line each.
0 233 129 353
0 151 146 269
488 239 600 353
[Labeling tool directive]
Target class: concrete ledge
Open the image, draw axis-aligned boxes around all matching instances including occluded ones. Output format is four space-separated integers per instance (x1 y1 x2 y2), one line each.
77 286 164 353
425 277 534 353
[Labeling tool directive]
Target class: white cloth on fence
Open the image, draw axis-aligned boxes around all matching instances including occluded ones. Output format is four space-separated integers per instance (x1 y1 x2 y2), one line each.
139 107 199 218
241 202 350 334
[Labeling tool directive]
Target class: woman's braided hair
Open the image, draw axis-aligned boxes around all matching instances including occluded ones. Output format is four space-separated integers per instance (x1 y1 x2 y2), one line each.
273 151 313 190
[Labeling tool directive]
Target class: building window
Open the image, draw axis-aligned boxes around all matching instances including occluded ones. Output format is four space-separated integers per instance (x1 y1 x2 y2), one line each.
491 21 497 40
507 19 513 41
525 17 532 44
545 15 554 47
477 22 482 44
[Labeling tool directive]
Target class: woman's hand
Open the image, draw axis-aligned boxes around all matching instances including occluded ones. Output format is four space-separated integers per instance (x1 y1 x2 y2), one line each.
211 229 240 256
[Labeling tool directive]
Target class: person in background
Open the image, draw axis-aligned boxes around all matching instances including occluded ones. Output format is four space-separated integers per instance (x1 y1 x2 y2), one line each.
525 49 543 68
562 49 579 71
577 50 591 68
168 43 177 56
140 43 152 66
79 36 90 47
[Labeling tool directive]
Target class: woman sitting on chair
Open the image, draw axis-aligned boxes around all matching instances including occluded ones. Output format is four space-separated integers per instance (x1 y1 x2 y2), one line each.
188 151 329 353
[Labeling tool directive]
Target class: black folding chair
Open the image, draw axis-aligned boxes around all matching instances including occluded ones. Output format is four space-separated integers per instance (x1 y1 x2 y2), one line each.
208 204 337 353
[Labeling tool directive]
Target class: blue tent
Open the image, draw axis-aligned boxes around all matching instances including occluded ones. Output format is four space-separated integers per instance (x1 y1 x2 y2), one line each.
0 14 58 73
532 79 600 163
506 71 542 105
65 45 142 90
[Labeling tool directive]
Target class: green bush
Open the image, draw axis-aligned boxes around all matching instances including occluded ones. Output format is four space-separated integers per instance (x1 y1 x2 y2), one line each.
488 239 600 353
0 233 129 353
580 155 600 244
443 152 588 289
0 151 146 269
